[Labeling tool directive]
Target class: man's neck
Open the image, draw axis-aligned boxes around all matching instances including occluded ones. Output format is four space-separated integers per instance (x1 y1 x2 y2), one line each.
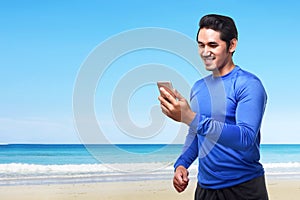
212 61 235 77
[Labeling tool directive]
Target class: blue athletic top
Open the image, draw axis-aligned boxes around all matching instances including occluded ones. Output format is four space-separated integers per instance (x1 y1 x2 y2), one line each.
174 66 267 189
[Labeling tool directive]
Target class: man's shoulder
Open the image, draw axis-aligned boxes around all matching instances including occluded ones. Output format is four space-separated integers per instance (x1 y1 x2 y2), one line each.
233 66 267 98
234 66 263 85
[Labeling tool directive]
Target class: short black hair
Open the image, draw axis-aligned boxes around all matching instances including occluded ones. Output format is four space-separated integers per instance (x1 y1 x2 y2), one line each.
197 14 238 51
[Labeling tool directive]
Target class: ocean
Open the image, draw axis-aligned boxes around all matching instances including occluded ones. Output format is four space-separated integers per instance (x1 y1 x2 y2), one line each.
0 144 300 186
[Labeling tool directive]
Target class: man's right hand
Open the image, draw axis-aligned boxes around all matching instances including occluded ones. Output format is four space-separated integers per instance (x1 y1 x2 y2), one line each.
173 165 189 193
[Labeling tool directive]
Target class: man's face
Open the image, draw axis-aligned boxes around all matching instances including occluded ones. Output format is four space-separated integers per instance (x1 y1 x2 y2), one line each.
197 28 235 75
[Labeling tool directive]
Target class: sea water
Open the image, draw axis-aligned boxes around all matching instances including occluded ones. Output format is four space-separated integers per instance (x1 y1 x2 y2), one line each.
0 144 299 185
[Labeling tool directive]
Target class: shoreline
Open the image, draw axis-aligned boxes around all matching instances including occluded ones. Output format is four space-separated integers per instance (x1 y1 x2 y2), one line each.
3 172 300 187
0 178 299 200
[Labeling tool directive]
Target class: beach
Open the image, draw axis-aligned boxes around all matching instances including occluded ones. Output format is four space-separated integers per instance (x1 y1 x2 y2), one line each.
0 178 300 200
1 144 300 199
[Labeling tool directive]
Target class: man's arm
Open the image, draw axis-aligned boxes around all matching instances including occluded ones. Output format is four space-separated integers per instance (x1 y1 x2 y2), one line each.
173 128 198 193
192 79 267 151
159 79 267 151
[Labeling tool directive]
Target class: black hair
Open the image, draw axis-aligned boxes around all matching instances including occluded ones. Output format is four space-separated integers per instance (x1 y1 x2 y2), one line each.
198 14 238 51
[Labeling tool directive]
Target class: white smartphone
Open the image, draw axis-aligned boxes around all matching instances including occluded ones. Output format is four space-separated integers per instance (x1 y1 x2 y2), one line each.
157 81 176 98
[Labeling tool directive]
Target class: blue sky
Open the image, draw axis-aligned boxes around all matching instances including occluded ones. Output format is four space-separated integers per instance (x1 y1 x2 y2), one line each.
1 0 300 144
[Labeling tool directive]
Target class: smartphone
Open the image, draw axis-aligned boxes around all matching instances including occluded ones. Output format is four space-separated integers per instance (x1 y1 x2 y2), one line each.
157 81 176 98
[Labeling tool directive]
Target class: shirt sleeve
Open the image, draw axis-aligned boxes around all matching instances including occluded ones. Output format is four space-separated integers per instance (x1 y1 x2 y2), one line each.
174 115 199 170
190 78 267 151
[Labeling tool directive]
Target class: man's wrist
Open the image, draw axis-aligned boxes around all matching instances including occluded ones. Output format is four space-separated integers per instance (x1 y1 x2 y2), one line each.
183 111 196 125
175 165 186 172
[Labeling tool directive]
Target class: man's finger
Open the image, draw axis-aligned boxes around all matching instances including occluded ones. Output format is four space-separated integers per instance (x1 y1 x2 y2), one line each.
174 89 184 100
173 180 186 193
181 169 189 182
160 87 177 104
158 95 171 111
174 173 183 184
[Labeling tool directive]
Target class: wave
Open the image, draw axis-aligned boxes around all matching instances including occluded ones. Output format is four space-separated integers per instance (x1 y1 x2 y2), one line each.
0 162 176 175
263 162 300 168
0 162 299 185
0 162 177 185
1 162 299 175
0 163 113 176
263 162 300 178
0 162 201 186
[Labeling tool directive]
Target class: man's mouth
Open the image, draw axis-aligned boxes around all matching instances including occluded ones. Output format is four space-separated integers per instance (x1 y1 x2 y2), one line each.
203 57 215 65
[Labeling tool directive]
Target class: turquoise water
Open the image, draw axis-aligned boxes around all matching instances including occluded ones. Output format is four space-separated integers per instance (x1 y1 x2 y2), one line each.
1 144 300 164
260 144 300 163
0 144 299 185
0 144 182 164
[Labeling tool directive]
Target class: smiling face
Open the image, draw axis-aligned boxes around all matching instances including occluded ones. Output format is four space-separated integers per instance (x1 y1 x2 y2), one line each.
197 28 237 76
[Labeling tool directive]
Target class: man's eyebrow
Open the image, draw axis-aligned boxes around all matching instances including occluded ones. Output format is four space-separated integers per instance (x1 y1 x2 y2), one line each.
208 41 218 45
197 41 218 45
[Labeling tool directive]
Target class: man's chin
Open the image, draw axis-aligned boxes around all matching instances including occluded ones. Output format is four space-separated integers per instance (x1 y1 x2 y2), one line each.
205 65 216 71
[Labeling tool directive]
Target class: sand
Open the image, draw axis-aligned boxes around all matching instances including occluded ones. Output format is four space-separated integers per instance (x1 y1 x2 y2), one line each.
0 178 299 200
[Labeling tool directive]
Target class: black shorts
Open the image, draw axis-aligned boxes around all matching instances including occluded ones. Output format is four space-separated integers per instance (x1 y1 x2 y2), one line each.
195 175 269 200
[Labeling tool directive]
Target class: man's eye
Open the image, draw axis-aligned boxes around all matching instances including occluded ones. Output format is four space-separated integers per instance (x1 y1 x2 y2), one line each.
198 44 205 48
209 44 218 48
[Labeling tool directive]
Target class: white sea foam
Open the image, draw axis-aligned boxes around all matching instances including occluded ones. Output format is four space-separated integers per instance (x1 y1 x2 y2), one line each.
263 162 300 178
0 162 299 185
0 163 111 176
0 162 178 185
1 162 299 177
0 162 175 176
264 162 300 168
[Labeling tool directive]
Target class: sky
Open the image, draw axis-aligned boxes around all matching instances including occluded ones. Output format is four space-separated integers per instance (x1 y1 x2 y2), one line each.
1 0 300 144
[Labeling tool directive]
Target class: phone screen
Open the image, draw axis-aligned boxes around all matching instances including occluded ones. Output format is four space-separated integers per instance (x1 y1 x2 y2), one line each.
157 81 175 98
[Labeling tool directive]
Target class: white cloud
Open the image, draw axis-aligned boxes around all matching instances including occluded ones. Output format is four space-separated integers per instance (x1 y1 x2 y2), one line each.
0 117 79 144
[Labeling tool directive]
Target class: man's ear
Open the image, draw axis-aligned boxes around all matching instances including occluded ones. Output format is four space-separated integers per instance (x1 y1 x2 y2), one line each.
229 38 238 53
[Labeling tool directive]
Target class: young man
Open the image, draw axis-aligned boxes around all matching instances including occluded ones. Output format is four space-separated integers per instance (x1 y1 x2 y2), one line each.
158 14 269 200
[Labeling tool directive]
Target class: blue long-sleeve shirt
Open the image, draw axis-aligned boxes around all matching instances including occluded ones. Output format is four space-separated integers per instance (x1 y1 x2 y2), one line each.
174 66 267 189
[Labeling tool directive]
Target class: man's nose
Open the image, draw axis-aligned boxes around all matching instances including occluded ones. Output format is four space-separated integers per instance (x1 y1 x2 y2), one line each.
201 46 211 56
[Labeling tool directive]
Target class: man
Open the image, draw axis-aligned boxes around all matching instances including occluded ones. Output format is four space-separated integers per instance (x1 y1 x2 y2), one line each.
158 14 269 200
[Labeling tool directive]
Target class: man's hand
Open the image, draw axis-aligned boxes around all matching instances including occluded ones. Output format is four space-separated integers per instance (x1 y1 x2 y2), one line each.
173 165 189 193
158 87 196 125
